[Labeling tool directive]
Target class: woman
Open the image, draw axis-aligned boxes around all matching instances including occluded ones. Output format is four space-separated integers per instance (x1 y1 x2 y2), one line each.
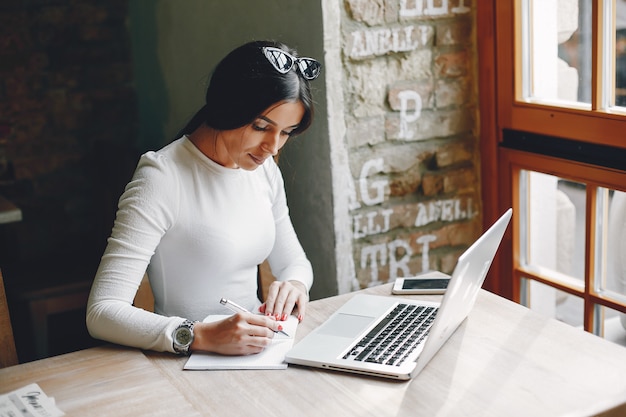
86 40 321 356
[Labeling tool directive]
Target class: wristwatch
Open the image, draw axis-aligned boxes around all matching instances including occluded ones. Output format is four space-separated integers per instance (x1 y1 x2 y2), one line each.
172 319 196 355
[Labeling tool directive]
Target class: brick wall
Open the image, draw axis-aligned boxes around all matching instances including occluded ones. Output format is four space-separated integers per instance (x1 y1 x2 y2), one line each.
336 0 481 289
0 1 138 285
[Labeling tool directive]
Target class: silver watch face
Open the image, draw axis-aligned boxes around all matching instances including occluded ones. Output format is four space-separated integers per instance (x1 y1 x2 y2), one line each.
175 327 193 346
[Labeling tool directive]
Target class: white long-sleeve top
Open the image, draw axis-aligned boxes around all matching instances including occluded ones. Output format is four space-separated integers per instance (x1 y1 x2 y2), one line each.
86 137 313 353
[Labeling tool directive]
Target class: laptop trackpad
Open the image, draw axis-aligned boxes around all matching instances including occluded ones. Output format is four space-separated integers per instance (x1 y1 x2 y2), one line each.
318 313 376 338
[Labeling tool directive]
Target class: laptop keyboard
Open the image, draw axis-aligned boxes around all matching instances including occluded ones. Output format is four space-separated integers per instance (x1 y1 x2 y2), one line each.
342 303 438 366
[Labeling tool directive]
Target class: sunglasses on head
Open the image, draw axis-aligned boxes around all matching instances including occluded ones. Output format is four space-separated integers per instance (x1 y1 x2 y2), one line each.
262 47 322 80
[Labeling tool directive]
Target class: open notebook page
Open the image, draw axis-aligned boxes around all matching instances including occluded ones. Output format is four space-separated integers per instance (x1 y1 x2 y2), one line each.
184 314 298 370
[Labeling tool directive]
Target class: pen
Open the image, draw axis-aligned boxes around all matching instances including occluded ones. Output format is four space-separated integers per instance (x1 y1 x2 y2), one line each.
219 298 290 337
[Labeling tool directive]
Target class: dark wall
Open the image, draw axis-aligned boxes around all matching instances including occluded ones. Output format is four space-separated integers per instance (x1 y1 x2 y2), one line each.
0 1 139 361
0 1 138 268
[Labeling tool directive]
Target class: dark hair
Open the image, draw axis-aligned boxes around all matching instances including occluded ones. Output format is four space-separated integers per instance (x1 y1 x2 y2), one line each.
177 40 315 138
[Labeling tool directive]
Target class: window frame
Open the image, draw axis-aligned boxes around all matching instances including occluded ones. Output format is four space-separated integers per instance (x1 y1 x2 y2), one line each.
477 0 626 338
497 0 626 148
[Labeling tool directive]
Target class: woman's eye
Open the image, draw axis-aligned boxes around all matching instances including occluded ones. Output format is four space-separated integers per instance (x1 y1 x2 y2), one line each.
252 124 268 132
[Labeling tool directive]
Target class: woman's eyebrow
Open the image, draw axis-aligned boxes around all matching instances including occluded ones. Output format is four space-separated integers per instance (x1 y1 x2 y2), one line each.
258 116 299 129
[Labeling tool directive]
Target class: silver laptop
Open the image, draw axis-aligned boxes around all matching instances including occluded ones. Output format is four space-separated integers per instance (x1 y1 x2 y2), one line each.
286 208 512 380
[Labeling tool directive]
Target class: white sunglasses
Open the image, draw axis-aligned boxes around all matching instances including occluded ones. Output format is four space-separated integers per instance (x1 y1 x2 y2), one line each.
262 47 322 80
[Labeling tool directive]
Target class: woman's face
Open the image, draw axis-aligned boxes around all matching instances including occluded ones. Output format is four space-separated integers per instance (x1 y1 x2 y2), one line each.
219 101 305 170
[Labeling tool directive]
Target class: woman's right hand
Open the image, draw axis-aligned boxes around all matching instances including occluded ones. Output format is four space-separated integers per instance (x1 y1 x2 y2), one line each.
190 312 284 355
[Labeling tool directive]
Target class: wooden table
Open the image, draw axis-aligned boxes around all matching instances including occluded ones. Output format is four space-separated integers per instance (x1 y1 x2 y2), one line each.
2 284 626 417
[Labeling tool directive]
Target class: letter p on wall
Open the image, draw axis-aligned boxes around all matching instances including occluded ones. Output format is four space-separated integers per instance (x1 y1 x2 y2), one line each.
398 90 422 140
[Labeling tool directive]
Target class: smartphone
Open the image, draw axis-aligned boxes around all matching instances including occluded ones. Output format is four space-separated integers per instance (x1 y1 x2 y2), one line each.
392 272 451 295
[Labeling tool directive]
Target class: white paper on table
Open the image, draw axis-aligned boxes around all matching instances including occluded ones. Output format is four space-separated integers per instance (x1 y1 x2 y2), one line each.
0 383 65 417
184 314 298 370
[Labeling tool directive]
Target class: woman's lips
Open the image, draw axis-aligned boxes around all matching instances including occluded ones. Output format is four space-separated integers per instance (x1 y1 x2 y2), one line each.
249 154 265 165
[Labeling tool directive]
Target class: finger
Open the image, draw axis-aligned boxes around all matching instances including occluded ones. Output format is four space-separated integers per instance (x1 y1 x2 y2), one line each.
272 287 291 320
269 281 308 320
247 326 275 339
245 335 273 349
263 281 282 317
280 281 308 320
206 316 277 355
246 313 283 335
295 293 307 322
277 291 299 321
241 346 265 355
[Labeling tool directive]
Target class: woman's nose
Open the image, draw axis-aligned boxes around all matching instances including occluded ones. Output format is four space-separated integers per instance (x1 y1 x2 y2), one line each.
262 133 280 155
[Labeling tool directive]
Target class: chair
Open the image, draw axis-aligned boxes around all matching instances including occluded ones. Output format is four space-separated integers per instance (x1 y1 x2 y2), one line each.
24 140 139 358
0 268 19 367
20 279 92 359
257 259 275 302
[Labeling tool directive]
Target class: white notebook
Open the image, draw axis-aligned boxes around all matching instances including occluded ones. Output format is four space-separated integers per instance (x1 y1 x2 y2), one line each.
184 315 298 370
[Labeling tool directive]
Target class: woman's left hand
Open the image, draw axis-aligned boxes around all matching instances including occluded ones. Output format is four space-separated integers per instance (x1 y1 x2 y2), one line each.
259 280 308 322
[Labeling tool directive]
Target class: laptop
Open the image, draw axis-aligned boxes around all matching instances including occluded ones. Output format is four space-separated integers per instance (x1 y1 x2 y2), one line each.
286 208 512 380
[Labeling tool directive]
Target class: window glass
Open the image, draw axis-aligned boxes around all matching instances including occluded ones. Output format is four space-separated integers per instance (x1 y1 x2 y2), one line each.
598 305 626 346
521 277 584 327
524 0 626 108
596 188 626 302
519 171 586 283
617 1 626 106
524 0 592 105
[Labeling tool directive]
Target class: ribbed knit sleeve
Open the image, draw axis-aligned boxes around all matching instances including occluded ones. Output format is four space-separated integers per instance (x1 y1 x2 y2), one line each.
86 151 183 352
264 159 313 292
